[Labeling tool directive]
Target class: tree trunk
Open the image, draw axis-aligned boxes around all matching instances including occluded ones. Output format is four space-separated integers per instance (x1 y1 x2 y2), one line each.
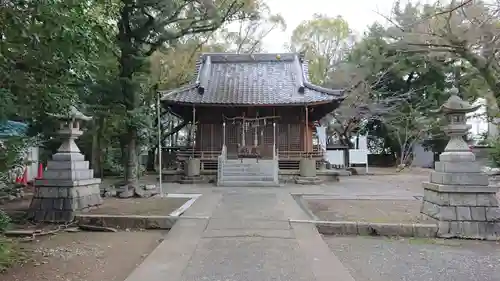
146 147 156 171
91 121 101 176
338 132 353 167
124 129 139 184
118 9 140 190
91 116 105 178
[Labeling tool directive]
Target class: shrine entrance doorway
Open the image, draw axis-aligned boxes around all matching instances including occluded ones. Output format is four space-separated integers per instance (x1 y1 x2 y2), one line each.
223 115 277 159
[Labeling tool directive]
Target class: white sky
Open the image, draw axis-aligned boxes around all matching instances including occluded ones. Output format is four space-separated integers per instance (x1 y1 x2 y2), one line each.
262 0 434 52
259 0 490 135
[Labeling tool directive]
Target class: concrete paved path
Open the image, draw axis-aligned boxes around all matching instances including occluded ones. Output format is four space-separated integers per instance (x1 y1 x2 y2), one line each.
124 190 356 281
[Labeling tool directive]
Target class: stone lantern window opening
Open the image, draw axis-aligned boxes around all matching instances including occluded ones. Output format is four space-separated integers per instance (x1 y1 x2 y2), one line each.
447 113 464 124
72 120 80 130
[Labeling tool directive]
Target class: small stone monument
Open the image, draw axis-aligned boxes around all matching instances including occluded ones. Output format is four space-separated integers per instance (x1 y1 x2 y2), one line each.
420 88 500 239
29 106 102 222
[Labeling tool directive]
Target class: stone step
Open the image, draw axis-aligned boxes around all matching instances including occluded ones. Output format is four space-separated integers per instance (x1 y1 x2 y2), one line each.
221 169 276 175
222 163 275 167
220 176 276 182
217 181 280 187
221 170 276 175
221 173 275 178
222 166 275 170
223 160 277 165
221 168 275 172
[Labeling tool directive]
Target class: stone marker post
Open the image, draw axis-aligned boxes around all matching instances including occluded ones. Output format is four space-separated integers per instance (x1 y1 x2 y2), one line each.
29 106 103 222
420 89 500 239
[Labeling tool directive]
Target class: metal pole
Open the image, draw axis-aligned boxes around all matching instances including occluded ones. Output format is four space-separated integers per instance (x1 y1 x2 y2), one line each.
157 92 163 197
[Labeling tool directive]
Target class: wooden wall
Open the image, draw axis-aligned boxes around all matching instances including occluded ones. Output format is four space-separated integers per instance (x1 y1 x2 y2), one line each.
194 105 315 154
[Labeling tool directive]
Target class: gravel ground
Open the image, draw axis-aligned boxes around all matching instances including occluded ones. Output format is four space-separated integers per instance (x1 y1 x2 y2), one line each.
87 197 188 216
2 230 165 281
325 236 500 281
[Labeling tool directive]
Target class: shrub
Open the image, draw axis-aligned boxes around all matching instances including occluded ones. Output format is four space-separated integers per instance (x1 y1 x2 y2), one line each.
0 209 10 232
0 209 15 272
487 138 500 167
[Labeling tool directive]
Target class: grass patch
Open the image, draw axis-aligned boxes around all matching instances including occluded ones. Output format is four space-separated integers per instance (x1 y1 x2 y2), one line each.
0 209 26 272
0 236 22 272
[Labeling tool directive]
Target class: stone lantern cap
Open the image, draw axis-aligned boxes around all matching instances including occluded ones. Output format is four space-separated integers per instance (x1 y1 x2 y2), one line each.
431 88 480 114
49 106 92 121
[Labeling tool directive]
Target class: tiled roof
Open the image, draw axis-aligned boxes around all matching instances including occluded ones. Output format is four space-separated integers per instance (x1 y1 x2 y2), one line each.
160 53 345 106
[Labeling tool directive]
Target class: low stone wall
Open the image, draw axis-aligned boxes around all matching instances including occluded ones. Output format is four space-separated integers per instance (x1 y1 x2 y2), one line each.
313 221 438 238
161 169 343 184
75 214 178 230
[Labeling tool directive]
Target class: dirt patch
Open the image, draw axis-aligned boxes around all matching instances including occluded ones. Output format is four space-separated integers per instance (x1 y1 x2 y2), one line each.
354 167 433 176
306 199 436 224
87 197 188 216
1 196 189 218
1 230 164 281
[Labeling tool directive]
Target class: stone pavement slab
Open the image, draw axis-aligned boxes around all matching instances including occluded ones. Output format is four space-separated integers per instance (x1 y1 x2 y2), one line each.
210 193 286 220
181 192 222 218
179 237 316 281
124 218 209 281
124 190 357 281
293 222 355 281
206 218 291 230
202 228 295 239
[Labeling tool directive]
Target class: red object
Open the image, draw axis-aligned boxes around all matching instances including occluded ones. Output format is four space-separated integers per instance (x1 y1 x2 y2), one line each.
21 167 28 186
15 176 21 183
36 163 44 179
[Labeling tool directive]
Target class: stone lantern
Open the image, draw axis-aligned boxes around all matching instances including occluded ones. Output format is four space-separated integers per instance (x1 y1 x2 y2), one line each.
437 88 479 161
420 88 500 239
29 106 103 222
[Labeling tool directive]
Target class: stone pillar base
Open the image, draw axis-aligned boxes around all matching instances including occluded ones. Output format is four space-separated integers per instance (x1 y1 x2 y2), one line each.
184 158 201 177
294 176 323 185
29 181 102 222
299 158 317 177
296 158 321 184
421 177 500 240
179 175 204 184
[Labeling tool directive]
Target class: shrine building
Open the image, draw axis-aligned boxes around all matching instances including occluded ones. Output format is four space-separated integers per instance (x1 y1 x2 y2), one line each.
160 52 345 186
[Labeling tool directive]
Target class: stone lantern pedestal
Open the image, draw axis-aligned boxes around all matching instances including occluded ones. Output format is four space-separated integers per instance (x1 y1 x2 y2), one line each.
179 158 203 184
295 158 322 184
29 107 102 222
420 91 500 239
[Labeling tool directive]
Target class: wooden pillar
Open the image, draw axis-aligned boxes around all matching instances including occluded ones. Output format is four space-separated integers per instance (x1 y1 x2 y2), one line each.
222 121 226 148
241 112 246 147
191 106 196 158
305 105 309 153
